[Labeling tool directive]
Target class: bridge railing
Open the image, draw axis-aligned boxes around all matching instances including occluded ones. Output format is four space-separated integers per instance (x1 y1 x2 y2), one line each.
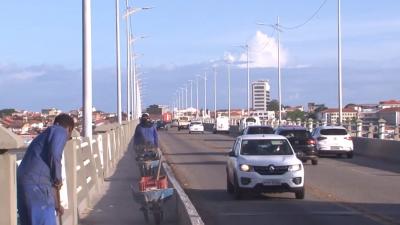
0 120 137 225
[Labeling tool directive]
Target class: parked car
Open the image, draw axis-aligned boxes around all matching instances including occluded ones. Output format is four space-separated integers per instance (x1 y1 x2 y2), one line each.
213 116 230 134
170 119 179 128
312 126 354 158
242 125 274 135
189 120 204 134
226 134 305 199
274 126 318 165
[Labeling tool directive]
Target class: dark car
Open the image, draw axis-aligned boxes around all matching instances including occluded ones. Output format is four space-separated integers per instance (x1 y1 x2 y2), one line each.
156 120 168 130
242 125 274 135
275 126 318 165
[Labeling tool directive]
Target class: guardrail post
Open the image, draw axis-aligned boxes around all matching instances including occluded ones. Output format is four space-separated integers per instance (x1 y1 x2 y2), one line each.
64 139 78 225
368 123 374 138
378 119 386 140
296 118 301 126
395 126 400 141
307 118 313 132
0 126 24 225
356 119 363 137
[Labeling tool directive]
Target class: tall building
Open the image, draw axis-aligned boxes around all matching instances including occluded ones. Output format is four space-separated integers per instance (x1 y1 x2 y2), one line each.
251 80 271 111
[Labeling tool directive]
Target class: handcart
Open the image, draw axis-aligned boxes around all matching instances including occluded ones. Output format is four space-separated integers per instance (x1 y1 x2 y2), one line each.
135 145 161 177
133 151 174 224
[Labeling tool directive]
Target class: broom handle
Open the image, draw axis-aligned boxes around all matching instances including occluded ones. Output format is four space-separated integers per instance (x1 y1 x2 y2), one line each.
156 149 162 181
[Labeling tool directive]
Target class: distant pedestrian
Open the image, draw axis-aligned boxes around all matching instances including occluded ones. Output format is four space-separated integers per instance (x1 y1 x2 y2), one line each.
133 113 159 149
17 113 74 225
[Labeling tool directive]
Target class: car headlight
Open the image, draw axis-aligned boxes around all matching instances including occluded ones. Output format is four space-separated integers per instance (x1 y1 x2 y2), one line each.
240 164 252 172
288 164 302 172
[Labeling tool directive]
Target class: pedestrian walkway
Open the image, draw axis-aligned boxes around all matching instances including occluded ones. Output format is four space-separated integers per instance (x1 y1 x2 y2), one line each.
79 148 177 225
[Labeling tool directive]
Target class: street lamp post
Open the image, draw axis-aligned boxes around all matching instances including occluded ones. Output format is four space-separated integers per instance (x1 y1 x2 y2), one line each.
213 66 217 119
338 0 343 125
115 0 122 124
204 72 207 117
185 84 188 109
189 80 193 108
196 76 199 118
227 62 231 120
277 16 282 124
125 1 131 120
246 44 250 116
83 0 93 138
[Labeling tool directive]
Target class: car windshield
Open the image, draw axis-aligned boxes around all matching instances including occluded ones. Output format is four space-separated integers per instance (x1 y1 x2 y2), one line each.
320 129 347 135
247 127 274 134
191 122 202 125
240 139 293 156
279 130 311 140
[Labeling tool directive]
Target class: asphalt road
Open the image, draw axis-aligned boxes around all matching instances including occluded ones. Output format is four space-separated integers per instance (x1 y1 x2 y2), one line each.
159 128 400 225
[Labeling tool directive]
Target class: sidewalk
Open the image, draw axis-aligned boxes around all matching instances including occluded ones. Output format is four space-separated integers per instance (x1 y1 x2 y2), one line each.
79 148 177 225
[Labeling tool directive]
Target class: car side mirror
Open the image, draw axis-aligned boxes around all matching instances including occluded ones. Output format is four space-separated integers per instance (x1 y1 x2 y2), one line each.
228 150 236 157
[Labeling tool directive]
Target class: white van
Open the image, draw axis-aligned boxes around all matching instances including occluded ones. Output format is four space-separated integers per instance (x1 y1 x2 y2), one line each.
213 116 230 134
238 116 261 133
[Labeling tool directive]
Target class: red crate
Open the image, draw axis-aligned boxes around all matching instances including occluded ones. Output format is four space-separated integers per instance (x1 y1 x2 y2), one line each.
139 176 168 192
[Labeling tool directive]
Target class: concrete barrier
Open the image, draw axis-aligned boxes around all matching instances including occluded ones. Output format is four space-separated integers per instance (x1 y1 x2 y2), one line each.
353 137 400 163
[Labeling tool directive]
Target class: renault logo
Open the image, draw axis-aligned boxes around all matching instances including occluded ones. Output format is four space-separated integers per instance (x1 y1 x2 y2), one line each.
268 165 275 172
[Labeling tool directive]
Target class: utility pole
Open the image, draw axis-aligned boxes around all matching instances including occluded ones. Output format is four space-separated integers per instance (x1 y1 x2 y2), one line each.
338 0 343 125
83 0 93 138
115 0 122 124
185 84 188 109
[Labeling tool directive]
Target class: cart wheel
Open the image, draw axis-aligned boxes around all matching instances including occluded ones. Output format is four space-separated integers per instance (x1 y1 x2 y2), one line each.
140 207 149 223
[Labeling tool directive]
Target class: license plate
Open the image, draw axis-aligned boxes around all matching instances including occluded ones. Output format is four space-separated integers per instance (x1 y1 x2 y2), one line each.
331 146 341 150
263 180 281 186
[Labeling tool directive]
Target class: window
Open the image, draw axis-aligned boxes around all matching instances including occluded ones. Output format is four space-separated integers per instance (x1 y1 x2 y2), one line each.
247 127 274 134
320 129 347 135
240 139 293 156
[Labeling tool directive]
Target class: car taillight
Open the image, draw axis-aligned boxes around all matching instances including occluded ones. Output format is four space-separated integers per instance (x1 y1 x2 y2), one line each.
317 137 327 141
307 139 316 145
345 136 352 141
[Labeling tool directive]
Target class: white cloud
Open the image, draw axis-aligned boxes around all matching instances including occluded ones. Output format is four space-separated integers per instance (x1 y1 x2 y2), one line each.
235 30 289 68
11 70 45 80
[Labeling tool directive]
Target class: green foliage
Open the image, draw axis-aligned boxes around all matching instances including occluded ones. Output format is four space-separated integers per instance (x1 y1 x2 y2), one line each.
0 108 16 118
268 100 280 111
286 110 306 120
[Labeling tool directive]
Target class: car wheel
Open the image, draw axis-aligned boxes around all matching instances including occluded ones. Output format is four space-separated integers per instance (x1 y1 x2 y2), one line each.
178 127 180 131
311 159 318 165
347 152 354 159
213 130 216 134
295 188 305 199
227 173 234 194
336 154 342 158
189 131 191 134
233 176 243 200
202 131 204 134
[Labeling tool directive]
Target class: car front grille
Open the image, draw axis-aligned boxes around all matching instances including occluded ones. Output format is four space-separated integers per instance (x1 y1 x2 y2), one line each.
253 165 289 175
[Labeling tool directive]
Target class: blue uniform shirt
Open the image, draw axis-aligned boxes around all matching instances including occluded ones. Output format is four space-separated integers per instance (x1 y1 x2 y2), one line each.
18 125 68 186
133 122 159 147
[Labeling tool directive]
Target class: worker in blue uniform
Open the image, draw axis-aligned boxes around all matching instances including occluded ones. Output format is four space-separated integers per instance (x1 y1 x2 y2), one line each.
133 113 159 148
17 113 74 225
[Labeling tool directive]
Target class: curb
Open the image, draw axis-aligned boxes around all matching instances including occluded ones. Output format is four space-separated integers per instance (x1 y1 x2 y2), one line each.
160 141 205 225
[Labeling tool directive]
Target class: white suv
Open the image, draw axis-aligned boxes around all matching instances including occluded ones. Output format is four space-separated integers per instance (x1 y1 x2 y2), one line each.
226 134 305 199
312 126 354 158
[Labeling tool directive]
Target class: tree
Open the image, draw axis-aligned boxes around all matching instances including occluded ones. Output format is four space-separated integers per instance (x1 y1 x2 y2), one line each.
286 110 306 120
0 108 16 118
307 105 327 120
268 100 280 111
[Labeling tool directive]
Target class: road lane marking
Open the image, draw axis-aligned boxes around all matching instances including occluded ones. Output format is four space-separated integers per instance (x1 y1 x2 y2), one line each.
220 211 362 216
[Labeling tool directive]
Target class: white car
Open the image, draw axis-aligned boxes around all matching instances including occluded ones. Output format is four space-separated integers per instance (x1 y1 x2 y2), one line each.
226 134 305 199
189 121 204 134
312 126 354 158
213 116 230 134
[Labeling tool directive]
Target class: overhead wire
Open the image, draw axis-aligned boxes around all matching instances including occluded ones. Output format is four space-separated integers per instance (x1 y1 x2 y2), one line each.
278 0 328 30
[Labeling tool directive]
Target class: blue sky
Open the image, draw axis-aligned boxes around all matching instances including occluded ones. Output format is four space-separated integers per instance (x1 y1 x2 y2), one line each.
1 0 400 112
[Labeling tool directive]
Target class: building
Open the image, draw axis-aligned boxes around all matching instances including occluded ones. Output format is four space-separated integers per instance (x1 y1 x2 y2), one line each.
319 108 358 124
41 108 61 116
251 80 271 111
307 102 325 113
379 100 400 109
379 107 400 125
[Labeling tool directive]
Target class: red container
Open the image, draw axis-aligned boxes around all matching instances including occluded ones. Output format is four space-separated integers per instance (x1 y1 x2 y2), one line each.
139 176 168 192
